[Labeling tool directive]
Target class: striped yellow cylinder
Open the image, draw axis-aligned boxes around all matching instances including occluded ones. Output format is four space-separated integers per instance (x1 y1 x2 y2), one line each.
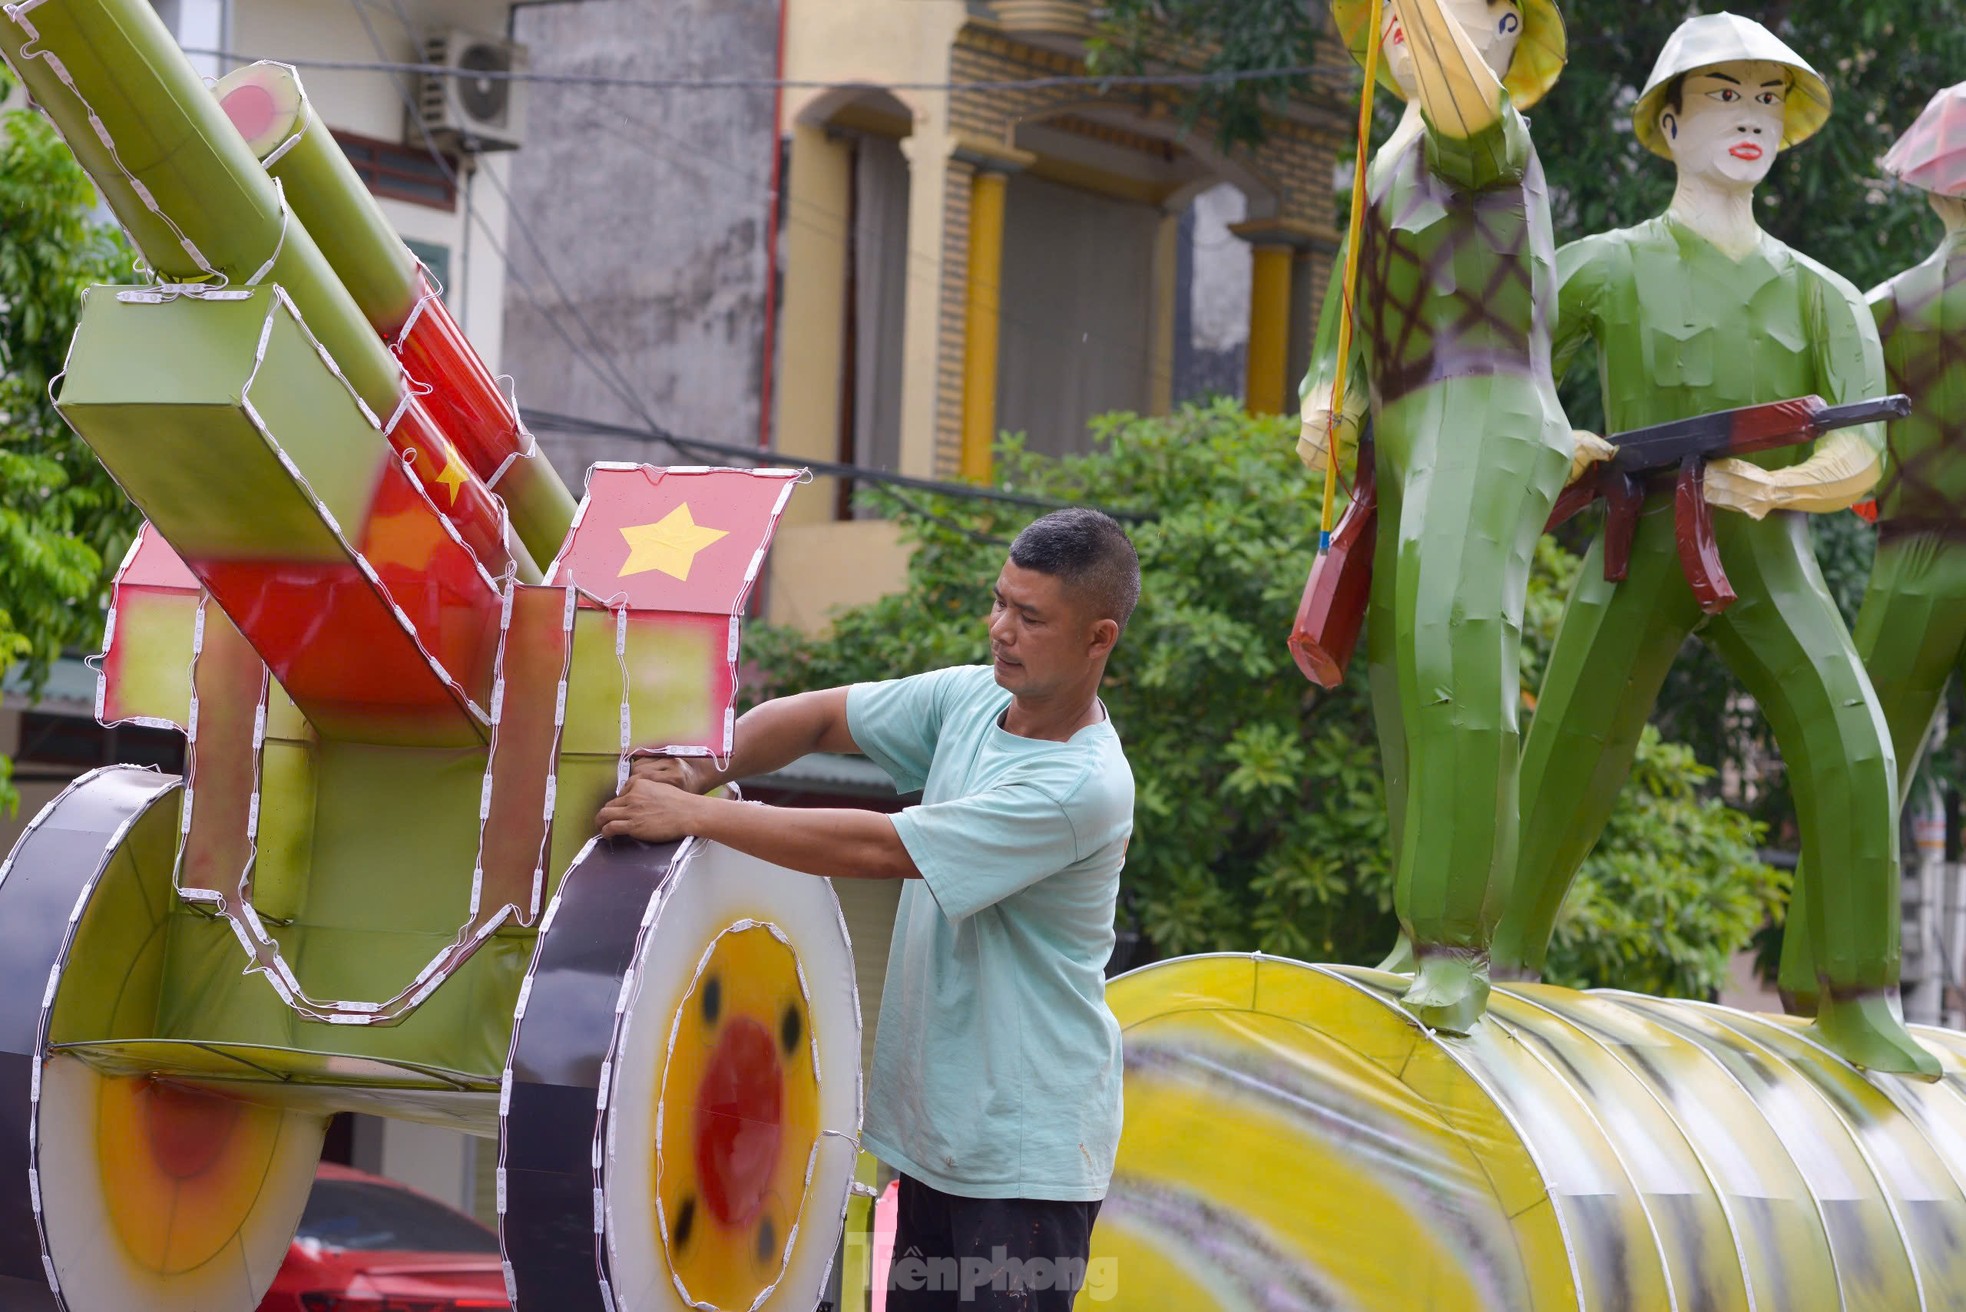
1098 956 1966 1310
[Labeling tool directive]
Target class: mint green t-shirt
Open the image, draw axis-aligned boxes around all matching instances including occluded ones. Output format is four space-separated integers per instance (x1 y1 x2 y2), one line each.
847 664 1132 1201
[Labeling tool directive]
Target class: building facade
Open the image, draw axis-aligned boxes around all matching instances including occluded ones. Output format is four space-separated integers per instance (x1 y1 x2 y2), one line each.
502 0 1349 622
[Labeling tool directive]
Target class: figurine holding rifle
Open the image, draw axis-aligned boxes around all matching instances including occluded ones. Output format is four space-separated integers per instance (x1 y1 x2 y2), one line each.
1488 15 1938 1078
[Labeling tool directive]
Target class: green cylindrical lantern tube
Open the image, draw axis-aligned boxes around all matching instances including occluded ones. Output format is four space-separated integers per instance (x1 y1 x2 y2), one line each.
0 0 537 581
215 60 577 569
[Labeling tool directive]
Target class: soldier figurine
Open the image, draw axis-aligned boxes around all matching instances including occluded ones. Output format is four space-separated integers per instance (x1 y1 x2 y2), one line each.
1299 0 1574 1032
1780 82 1966 1015
1489 14 1939 1077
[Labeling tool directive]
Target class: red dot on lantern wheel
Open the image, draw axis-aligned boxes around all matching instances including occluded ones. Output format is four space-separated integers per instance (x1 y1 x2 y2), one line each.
142 1080 242 1182
220 84 279 143
694 1017 784 1227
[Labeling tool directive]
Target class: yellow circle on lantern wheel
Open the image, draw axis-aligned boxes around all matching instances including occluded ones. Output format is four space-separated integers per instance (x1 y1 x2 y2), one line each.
95 1074 289 1276
655 923 820 1310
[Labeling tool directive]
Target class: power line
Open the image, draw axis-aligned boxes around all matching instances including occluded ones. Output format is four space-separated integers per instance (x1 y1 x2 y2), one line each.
348 0 702 453
348 3 1149 530
344 4 1165 539
524 408 1153 523
181 48 1350 96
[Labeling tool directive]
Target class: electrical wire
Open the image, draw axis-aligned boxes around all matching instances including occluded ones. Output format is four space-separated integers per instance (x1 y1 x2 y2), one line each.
180 47 1353 96
524 407 1153 523
350 0 1165 539
349 0 704 456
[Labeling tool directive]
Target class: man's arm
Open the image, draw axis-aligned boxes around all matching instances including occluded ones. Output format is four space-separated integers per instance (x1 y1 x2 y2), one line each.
637 687 859 794
1555 238 1615 485
596 783 920 881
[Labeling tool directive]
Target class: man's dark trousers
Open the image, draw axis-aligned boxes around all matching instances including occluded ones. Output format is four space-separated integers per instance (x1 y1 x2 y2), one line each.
885 1174 1104 1310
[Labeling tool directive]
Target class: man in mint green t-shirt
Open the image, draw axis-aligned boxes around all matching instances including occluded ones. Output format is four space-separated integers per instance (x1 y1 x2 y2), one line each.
599 507 1138 1311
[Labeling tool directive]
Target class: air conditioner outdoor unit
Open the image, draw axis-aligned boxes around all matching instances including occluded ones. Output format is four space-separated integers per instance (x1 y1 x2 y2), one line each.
419 30 528 152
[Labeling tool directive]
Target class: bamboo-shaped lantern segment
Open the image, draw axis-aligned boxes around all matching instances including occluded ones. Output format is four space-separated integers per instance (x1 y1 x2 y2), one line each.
217 61 577 572
0 0 530 582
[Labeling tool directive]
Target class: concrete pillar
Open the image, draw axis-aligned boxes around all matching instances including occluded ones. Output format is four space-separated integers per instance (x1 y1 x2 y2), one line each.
1232 219 1332 417
949 134 1035 483
772 122 854 527
960 168 1009 482
378 1118 474 1212
1906 786 1950 1025
896 129 956 479
1148 211 1181 415
1242 243 1294 415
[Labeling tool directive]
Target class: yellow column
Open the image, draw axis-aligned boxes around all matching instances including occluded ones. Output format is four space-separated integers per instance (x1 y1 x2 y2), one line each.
772 123 854 526
1148 210 1180 415
1243 243 1294 416
1231 218 1340 417
961 166 1009 483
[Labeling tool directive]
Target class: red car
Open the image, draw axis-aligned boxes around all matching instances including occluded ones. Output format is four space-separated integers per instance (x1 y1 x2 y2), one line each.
258 1162 510 1312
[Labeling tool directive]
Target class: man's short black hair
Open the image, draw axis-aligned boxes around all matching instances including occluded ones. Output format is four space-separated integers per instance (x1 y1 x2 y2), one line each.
1008 508 1141 634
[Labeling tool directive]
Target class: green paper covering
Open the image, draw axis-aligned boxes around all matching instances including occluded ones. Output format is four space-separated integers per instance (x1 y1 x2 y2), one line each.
57 289 392 561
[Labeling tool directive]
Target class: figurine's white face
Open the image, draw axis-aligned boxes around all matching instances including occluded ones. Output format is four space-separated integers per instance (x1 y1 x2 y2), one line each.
1382 0 1524 101
1660 62 1791 189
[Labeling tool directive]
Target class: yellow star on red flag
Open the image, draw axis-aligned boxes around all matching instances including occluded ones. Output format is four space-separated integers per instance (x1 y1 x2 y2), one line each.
619 503 729 582
430 441 468 505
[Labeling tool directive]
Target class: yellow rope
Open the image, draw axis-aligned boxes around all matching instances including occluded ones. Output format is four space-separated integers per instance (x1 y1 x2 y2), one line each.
1320 0 1386 550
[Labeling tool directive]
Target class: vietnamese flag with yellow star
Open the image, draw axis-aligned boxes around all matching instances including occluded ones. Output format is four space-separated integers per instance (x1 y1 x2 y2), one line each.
549 466 800 615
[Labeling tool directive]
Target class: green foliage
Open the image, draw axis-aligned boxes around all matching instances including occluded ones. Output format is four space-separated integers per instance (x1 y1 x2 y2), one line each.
747 402 1777 996
1084 0 1335 149
0 72 137 813
1541 728 1785 995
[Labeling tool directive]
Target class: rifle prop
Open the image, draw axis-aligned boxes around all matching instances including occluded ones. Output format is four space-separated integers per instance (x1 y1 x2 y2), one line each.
1290 424 1376 688
1547 392 1911 615
1289 393 1909 688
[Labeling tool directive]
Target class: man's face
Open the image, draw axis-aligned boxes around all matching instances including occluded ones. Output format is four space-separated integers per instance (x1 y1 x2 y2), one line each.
1662 62 1791 189
1381 0 1523 101
987 563 1106 697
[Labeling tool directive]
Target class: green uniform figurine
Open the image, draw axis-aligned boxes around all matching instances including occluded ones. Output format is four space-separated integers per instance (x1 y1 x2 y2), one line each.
1780 82 1966 1012
1301 0 1572 1032
1489 14 1940 1077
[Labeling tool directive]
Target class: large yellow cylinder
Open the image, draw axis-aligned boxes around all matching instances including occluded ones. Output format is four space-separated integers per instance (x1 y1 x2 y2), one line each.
1098 956 1966 1310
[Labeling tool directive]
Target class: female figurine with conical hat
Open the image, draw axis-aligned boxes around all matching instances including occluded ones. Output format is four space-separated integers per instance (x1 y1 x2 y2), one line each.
1780 82 1966 1021
1298 0 1574 1033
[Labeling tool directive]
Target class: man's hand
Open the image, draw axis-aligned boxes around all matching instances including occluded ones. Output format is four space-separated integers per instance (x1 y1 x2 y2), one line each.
597 776 704 843
630 754 719 795
1566 430 1616 487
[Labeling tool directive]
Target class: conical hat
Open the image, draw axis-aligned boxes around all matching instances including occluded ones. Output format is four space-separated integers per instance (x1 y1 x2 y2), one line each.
1632 13 1831 160
1882 82 1966 198
1331 0 1567 112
